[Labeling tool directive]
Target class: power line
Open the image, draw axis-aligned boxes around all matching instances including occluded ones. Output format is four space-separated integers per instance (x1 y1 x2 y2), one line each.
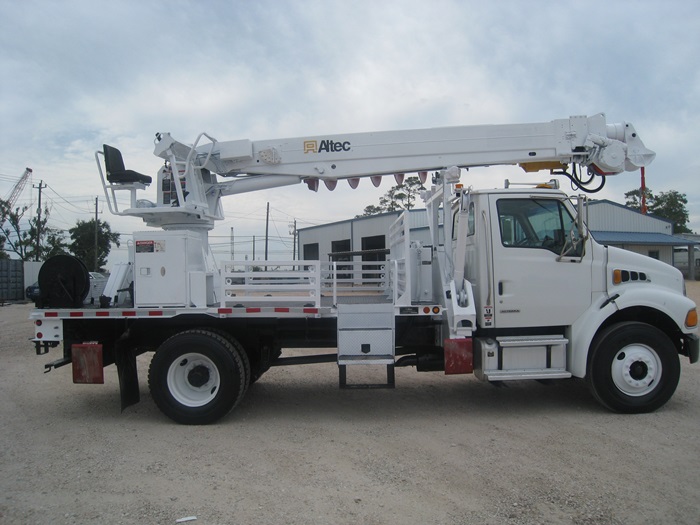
44 185 94 213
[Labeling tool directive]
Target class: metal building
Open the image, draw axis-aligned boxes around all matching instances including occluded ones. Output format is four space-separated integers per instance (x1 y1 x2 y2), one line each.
297 199 697 279
586 199 697 278
297 209 435 264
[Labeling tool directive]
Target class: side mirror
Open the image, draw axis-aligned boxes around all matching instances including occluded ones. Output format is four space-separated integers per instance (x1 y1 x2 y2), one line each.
558 196 588 261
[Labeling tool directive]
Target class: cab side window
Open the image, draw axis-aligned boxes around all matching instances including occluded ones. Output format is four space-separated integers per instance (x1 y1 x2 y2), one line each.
497 198 579 256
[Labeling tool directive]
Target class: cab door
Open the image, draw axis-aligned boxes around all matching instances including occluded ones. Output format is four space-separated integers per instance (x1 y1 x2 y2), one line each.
488 194 592 329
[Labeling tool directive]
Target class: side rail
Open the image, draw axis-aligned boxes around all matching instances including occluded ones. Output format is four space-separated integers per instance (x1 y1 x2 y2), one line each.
220 260 320 307
321 261 390 304
389 211 412 306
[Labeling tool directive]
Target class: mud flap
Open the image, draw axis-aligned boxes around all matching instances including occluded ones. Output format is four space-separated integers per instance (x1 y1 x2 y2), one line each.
72 344 104 384
444 338 473 374
114 345 140 411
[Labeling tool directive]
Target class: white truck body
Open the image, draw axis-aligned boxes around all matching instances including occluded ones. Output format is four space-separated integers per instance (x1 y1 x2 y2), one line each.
29 114 697 424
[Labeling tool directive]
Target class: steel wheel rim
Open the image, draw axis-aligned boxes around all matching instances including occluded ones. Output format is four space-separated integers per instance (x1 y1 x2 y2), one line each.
611 344 662 397
167 353 220 407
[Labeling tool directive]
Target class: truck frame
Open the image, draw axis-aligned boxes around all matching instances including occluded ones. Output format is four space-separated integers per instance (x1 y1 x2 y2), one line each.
30 114 698 424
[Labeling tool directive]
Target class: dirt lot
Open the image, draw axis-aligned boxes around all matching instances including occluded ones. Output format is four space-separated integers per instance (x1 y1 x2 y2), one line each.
1 283 699 525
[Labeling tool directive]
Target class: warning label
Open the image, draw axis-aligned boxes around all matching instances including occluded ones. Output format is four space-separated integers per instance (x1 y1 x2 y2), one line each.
483 305 493 327
135 240 166 253
135 240 154 253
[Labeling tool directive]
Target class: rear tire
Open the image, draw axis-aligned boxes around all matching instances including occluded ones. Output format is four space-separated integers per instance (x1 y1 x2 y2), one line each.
202 328 251 395
148 329 248 424
587 322 680 413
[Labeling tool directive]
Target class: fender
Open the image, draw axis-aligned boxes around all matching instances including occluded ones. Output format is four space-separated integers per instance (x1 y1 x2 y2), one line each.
569 294 619 378
569 287 697 378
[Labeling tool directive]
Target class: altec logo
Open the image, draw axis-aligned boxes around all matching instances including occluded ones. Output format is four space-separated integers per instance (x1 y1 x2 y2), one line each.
303 139 351 154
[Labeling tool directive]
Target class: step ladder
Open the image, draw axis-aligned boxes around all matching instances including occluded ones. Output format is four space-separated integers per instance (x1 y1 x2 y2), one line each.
337 303 395 389
478 335 572 381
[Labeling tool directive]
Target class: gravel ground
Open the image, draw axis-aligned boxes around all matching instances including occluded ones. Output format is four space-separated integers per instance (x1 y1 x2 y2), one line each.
1 282 699 525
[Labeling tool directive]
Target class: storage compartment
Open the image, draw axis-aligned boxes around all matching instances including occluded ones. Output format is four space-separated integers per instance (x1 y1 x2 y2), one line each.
337 303 395 365
133 231 209 307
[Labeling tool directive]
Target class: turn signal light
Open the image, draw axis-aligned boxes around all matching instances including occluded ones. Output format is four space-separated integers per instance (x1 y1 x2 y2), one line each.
612 269 622 285
686 308 698 328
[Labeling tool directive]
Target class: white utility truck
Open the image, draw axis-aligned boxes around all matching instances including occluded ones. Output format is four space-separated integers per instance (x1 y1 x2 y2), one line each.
30 114 698 424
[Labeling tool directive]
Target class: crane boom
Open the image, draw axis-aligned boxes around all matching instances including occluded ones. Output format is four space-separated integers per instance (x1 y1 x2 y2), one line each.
97 114 654 230
156 113 652 184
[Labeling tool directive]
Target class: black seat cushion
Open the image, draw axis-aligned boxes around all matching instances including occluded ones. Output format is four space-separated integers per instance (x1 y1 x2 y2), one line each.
103 144 152 185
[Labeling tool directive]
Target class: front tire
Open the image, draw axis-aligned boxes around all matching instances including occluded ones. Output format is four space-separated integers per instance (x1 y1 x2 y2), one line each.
587 322 680 413
148 329 248 424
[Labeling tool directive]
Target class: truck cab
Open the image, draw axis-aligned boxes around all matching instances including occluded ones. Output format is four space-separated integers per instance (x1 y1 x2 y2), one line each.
453 184 698 412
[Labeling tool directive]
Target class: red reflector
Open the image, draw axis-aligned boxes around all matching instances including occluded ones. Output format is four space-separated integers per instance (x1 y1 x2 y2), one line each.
148 310 163 316
303 308 318 314
275 307 290 313
69 311 84 317
96 311 109 317
122 311 136 317
423 306 431 314
45 312 58 317
218 308 233 314
246 307 261 313
35 320 42 326
36 332 43 339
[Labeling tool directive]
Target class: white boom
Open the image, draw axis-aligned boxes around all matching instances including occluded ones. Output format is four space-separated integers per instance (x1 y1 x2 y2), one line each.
97 114 653 230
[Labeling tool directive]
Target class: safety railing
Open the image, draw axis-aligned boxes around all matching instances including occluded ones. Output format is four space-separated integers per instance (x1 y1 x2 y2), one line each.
389 211 412 305
220 261 321 307
219 259 394 308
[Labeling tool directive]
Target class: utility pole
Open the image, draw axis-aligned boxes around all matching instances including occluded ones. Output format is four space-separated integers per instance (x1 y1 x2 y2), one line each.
33 180 47 261
264 202 270 261
94 197 99 271
289 219 297 260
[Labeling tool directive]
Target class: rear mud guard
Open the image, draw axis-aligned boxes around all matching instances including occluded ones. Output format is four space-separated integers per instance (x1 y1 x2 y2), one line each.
115 344 140 411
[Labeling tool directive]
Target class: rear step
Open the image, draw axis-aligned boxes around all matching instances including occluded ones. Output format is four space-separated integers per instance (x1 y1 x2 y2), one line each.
337 303 395 389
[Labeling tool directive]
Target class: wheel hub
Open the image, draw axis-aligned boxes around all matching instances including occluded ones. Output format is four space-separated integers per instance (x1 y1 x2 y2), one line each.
187 364 210 388
612 345 661 396
167 353 221 407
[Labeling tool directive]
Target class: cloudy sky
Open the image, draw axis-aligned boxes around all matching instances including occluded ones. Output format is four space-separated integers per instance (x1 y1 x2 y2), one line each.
1 0 699 264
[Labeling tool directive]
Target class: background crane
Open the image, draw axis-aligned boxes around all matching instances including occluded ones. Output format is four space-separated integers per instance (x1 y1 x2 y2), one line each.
1 167 32 229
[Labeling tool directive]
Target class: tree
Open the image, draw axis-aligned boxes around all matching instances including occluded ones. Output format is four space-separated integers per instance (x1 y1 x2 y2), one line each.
0 200 8 259
0 200 68 261
650 190 691 234
624 187 654 211
623 187 691 233
69 219 120 272
357 176 426 217
358 204 385 217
